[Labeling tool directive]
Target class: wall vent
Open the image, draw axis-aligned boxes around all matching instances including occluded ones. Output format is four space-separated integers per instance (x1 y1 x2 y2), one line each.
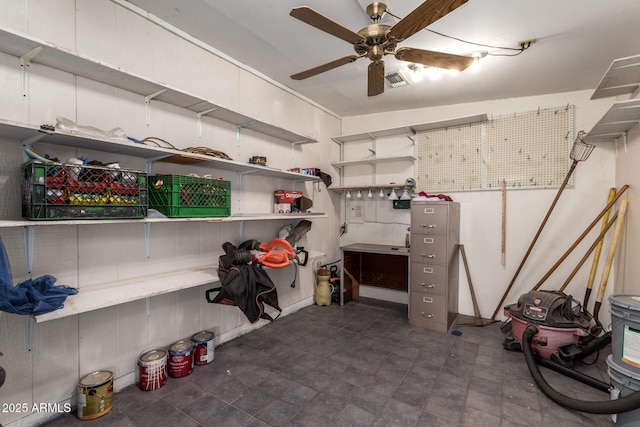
384 70 409 88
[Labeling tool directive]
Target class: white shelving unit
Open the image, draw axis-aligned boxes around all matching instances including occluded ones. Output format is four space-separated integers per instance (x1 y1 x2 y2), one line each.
0 27 327 322
0 27 317 145
585 99 640 143
330 114 487 193
586 54 640 144
591 54 640 100
33 248 327 323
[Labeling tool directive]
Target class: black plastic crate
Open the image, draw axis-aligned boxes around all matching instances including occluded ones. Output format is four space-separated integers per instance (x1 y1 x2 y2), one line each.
22 161 147 220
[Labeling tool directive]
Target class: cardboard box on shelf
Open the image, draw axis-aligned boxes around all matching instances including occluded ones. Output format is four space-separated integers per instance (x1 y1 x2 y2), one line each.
274 190 303 213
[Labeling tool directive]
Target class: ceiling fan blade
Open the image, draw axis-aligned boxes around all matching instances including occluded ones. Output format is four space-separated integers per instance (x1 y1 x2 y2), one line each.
291 55 360 80
368 61 385 97
395 47 474 71
388 0 468 42
290 6 365 44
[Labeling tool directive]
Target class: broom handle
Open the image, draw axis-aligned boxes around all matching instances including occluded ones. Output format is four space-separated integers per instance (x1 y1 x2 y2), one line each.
491 183 629 319
491 161 577 319
459 244 481 321
501 180 506 266
584 187 617 307
531 187 629 291
558 212 618 292
593 199 629 324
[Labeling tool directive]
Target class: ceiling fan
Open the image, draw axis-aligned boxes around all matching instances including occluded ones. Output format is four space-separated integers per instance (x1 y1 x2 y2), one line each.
289 0 474 96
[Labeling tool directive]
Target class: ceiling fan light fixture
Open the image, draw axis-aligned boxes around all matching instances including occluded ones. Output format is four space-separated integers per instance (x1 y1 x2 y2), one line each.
470 50 488 73
426 67 442 81
407 63 423 82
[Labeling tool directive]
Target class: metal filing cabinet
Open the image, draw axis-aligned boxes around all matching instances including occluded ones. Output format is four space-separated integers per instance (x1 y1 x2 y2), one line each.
409 201 460 333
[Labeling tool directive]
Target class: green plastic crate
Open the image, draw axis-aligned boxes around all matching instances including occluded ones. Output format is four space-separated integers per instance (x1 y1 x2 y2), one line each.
22 161 147 220
148 175 231 218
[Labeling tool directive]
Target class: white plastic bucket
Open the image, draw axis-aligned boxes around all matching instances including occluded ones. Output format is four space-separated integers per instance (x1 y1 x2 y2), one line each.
607 355 640 425
609 295 640 374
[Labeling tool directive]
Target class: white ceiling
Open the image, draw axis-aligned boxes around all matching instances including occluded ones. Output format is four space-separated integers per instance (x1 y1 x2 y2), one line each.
125 0 640 117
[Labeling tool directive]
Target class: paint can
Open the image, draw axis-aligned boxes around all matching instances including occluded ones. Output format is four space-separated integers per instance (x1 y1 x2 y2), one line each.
610 295 640 374
192 331 215 365
168 340 194 378
138 350 168 391
77 371 113 420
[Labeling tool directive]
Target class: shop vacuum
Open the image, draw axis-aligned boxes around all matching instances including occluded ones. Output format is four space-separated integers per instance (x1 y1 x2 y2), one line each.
503 290 640 421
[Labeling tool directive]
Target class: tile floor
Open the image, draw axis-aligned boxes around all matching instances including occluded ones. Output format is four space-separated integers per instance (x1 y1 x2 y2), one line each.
44 298 615 426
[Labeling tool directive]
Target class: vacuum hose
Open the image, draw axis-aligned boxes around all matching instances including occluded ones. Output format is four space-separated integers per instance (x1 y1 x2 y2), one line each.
523 325 640 414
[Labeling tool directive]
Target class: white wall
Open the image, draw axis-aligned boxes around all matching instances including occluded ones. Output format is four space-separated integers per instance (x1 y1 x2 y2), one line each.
0 1 341 426
341 90 630 325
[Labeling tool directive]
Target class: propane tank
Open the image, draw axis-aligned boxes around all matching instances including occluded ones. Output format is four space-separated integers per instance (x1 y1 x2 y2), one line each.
315 266 333 306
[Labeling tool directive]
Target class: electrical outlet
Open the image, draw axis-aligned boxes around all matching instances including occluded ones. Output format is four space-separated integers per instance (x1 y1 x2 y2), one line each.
517 38 537 48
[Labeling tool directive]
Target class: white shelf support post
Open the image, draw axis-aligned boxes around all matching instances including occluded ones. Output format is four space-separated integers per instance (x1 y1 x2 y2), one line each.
196 107 219 138
236 120 257 147
25 316 35 352
20 46 42 97
145 297 151 317
144 89 167 126
23 226 34 277
144 223 151 258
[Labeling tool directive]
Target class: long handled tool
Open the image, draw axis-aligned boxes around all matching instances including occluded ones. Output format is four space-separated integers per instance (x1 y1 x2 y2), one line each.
530 185 628 292
491 131 594 319
584 187 617 308
501 179 506 266
558 212 618 292
592 199 629 329
458 244 496 326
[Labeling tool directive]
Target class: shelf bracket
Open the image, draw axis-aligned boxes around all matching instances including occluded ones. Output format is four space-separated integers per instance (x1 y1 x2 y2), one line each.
196 107 219 138
20 46 43 98
236 170 259 201
144 89 168 126
145 297 151 317
236 120 257 147
144 223 151 258
23 226 34 277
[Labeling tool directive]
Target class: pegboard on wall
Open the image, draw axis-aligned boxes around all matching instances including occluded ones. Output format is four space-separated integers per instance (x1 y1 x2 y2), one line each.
416 106 574 192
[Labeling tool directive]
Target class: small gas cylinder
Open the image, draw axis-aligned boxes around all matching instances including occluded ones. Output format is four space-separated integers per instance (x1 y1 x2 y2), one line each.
315 266 333 306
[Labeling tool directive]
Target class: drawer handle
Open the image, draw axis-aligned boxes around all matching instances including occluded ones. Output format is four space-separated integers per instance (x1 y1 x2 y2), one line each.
420 224 436 229
421 254 435 258
420 312 434 318
419 283 435 288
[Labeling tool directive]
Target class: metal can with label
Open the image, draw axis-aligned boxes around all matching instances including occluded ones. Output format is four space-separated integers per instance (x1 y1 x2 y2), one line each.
138 350 168 391
168 340 194 378
77 371 113 420
191 331 215 365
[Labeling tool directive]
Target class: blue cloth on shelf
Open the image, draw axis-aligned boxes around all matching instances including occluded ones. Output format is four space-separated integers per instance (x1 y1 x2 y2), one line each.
0 237 78 316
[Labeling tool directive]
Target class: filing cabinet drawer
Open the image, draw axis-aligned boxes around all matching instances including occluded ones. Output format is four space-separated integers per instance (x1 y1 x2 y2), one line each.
411 204 448 235
409 292 447 331
411 235 449 265
410 263 447 296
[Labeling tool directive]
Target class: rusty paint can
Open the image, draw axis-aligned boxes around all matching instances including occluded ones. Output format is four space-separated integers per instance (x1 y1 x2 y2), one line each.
168 340 194 378
138 350 168 391
191 331 215 365
77 371 113 420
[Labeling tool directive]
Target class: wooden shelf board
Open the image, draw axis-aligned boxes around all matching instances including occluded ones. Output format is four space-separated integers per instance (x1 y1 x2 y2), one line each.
0 213 327 228
34 266 218 323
